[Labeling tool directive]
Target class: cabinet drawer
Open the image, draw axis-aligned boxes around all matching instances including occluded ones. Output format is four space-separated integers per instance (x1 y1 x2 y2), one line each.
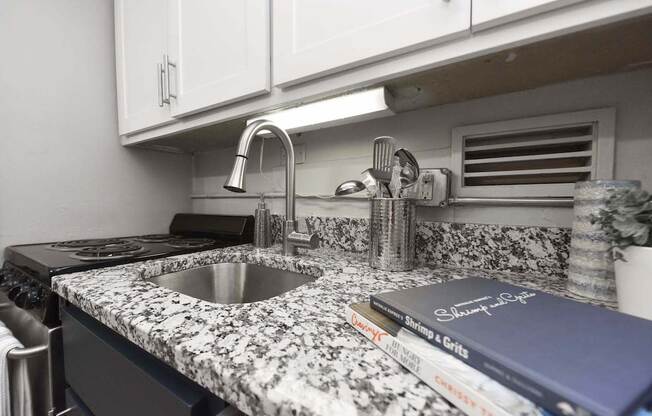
61 305 225 416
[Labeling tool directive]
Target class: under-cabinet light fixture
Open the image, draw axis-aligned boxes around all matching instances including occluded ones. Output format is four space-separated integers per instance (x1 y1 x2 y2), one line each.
246 87 395 135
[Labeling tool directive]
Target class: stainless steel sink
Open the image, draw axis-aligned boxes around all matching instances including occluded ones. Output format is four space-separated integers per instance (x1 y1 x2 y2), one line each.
148 263 317 304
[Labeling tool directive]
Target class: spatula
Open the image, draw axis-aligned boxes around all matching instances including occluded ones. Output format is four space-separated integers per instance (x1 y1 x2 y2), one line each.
371 136 397 184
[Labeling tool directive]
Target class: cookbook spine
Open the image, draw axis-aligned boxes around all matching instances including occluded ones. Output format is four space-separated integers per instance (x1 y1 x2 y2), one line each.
345 305 512 416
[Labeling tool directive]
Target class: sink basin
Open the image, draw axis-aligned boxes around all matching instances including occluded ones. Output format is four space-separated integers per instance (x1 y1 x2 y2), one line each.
148 263 317 304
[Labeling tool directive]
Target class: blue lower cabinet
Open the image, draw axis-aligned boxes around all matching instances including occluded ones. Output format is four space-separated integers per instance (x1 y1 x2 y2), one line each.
65 388 95 416
61 304 226 416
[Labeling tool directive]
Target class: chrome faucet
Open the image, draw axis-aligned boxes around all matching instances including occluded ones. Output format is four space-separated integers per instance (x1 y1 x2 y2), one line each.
224 120 318 255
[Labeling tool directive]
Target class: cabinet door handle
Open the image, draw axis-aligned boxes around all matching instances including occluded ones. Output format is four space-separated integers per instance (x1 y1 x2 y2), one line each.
156 63 164 107
162 54 176 104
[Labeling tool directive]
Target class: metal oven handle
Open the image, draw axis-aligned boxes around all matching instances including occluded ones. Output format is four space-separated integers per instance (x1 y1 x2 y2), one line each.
7 343 48 359
0 297 64 416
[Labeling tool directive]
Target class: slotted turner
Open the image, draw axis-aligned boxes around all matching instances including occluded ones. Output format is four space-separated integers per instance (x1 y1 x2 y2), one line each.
371 136 397 183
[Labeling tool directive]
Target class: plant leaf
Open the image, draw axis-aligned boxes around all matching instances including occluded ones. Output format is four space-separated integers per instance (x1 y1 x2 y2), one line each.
613 219 645 237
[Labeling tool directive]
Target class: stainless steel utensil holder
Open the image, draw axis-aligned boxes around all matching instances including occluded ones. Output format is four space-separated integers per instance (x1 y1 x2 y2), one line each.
369 198 416 271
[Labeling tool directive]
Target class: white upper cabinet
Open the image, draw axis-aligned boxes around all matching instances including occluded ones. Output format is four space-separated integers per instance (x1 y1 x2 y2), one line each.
272 0 472 87
167 0 270 118
472 0 586 31
114 0 173 135
117 0 652 144
114 0 270 134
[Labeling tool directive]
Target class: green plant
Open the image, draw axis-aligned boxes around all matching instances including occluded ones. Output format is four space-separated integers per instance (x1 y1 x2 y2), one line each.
591 189 652 253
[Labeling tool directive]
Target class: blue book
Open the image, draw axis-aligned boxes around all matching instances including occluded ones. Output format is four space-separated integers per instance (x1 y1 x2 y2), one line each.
370 277 652 416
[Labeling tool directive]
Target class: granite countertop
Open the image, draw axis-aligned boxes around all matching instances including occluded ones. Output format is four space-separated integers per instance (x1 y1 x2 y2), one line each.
52 245 597 416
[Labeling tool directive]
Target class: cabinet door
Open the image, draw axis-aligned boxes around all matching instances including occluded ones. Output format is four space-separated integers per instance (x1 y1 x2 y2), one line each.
273 0 471 87
472 0 586 31
114 0 173 135
168 0 270 118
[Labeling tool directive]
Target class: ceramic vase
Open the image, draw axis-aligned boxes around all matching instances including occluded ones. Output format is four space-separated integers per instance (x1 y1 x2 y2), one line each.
567 180 640 302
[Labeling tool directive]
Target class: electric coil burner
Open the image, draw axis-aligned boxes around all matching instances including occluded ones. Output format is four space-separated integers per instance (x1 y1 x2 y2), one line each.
132 234 177 243
165 238 215 249
48 238 128 252
69 242 148 261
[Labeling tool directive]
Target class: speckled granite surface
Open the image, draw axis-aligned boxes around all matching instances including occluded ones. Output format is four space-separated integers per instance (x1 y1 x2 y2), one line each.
415 222 570 279
271 215 570 278
305 216 369 253
53 245 593 416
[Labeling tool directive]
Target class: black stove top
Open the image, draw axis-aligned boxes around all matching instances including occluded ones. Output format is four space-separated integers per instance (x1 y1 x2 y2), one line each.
3 214 255 287
131 234 177 243
47 238 130 251
164 237 216 249
69 242 149 261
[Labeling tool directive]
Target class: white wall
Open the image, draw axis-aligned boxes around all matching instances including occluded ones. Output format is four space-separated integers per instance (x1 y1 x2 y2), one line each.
0 0 192 260
192 68 652 228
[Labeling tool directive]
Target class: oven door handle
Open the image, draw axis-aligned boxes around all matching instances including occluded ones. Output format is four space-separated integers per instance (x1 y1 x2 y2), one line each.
7 343 48 360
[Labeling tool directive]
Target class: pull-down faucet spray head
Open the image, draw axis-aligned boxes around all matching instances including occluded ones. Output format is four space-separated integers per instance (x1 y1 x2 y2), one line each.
223 155 247 193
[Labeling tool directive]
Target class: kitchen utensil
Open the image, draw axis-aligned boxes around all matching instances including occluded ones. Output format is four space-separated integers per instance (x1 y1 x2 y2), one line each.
395 148 420 174
388 155 402 198
371 136 397 184
380 182 392 198
360 168 379 198
363 166 391 198
399 164 419 193
334 180 366 196
394 148 420 197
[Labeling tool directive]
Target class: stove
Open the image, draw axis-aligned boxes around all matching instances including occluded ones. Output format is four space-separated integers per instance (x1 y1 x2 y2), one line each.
48 238 130 251
69 242 149 261
132 234 177 243
1 214 254 319
0 214 253 415
164 237 216 249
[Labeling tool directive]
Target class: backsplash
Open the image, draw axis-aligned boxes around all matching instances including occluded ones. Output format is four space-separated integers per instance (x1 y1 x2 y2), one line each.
415 222 570 278
270 215 369 253
270 215 570 278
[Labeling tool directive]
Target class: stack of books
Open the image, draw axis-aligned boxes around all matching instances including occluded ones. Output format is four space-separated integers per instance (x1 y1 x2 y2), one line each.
346 277 652 416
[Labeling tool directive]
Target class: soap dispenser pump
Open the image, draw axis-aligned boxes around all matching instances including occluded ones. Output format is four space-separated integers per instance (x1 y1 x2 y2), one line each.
254 193 272 248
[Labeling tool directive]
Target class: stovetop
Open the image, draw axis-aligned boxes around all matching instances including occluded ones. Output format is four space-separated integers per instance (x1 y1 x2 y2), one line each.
5 236 227 285
3 214 255 287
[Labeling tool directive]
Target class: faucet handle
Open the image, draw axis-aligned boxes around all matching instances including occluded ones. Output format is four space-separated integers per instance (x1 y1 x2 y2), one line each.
287 231 319 250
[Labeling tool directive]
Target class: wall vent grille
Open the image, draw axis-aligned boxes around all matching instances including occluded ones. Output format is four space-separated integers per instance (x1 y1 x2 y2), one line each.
451 109 615 198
